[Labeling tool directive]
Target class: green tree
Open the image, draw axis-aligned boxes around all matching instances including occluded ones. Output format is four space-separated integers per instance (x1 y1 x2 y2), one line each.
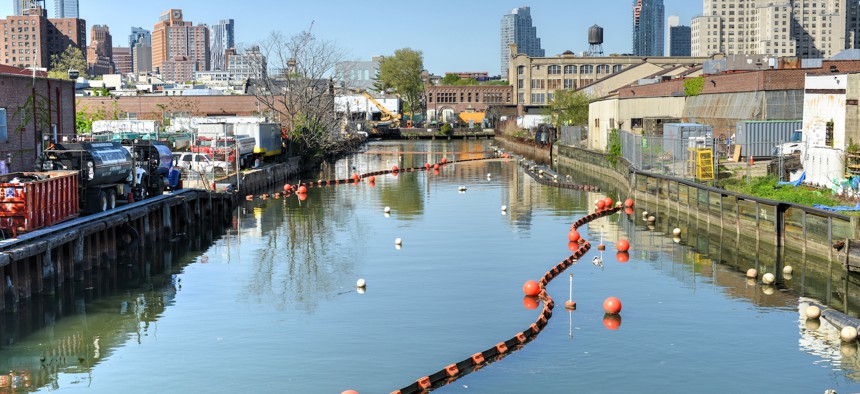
377 48 425 116
544 89 590 130
48 46 86 80
440 73 460 85
684 76 704 97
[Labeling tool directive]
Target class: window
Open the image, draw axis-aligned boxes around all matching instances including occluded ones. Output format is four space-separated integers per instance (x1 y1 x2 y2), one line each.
547 79 561 90
530 79 545 89
580 65 593 74
530 93 545 104
517 65 525 75
548 65 561 75
564 65 576 74
0 108 6 142
564 79 576 89
517 79 524 89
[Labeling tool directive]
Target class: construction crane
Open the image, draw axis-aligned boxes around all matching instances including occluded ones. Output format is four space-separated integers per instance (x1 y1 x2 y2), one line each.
357 90 401 125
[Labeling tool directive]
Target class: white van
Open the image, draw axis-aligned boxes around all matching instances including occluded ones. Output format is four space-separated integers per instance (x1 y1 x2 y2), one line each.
174 152 228 174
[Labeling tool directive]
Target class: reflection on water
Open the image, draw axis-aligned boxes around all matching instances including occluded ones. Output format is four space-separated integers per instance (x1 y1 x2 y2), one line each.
4 140 860 392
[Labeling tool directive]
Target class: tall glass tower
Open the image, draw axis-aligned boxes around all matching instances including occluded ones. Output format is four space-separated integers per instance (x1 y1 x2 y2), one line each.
53 0 78 18
210 19 235 71
500 6 545 78
632 0 664 56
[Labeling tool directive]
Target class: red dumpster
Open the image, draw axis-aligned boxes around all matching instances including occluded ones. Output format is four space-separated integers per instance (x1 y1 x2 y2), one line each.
0 171 79 235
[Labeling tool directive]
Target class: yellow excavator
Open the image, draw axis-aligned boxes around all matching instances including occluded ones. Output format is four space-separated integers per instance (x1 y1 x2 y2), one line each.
356 90 401 137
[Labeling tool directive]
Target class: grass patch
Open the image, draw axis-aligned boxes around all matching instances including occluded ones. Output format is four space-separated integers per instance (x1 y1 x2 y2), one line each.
720 175 841 207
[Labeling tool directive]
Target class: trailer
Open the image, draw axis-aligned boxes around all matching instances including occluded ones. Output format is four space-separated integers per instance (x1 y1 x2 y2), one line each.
234 123 284 159
0 171 79 236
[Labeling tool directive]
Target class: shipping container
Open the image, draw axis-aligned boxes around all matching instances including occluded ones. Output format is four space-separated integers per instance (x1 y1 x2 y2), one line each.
735 120 802 159
662 123 713 161
0 171 79 236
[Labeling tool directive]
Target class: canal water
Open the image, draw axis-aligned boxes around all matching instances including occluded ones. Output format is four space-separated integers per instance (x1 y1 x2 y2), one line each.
2 139 860 393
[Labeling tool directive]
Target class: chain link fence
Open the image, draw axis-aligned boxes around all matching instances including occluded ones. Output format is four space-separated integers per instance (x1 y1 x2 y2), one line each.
619 130 790 183
559 126 586 148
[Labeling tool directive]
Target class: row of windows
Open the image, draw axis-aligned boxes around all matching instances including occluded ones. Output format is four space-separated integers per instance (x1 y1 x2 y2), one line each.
428 92 512 104
518 64 624 75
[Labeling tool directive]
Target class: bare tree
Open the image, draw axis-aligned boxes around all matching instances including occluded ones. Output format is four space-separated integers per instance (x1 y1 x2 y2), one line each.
255 28 349 159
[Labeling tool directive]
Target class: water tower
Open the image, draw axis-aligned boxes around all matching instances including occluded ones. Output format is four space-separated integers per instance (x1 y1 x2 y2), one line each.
588 25 604 56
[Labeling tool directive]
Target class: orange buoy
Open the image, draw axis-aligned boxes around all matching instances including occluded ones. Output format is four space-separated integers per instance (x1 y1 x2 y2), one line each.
297 185 308 194
616 252 630 263
596 200 606 210
624 198 634 208
523 280 541 296
603 296 622 314
341 390 359 394
283 184 292 192
352 174 360 182
245 195 254 201
565 300 577 310
425 163 431 169
392 165 399 172
523 295 539 310
624 207 634 215
604 197 613 207
568 231 581 242
568 241 580 253
616 239 630 252
441 158 448 164
597 243 606 251
603 314 622 330
261 194 269 200
297 193 307 201
433 163 440 170
369 176 376 183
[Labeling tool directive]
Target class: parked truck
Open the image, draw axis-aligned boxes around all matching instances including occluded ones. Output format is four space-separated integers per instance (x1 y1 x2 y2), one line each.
121 140 180 197
37 141 178 214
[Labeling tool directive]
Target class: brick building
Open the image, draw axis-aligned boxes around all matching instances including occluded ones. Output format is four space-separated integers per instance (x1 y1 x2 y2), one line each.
151 9 209 81
0 65 76 172
111 47 132 75
86 24 112 77
0 7 85 69
76 95 282 123
426 85 513 122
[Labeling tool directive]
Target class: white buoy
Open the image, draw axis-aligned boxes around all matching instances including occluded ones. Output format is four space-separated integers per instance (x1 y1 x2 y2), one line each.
501 205 507 212
806 305 821 319
384 207 391 213
647 216 656 223
356 278 366 288
746 268 757 278
783 265 793 275
487 173 491 177
842 326 858 342
395 238 402 246
762 272 775 285
642 211 649 218
673 228 681 236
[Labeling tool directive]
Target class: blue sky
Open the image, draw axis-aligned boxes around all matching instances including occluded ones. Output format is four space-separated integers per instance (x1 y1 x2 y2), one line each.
4 0 700 75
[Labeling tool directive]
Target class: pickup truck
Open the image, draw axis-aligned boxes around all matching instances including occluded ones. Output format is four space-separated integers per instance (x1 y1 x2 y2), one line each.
173 152 229 175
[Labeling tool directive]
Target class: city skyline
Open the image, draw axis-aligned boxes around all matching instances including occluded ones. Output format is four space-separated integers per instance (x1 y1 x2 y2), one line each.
0 0 700 76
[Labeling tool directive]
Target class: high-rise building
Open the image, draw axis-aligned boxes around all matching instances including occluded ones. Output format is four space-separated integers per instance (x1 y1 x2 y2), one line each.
53 0 77 18
632 0 665 56
132 43 151 74
87 25 113 76
227 45 266 80
500 6 544 79
129 26 151 48
112 47 131 75
12 0 38 15
669 25 691 56
210 19 234 71
0 6 85 69
151 9 209 81
691 0 860 58
666 15 679 54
